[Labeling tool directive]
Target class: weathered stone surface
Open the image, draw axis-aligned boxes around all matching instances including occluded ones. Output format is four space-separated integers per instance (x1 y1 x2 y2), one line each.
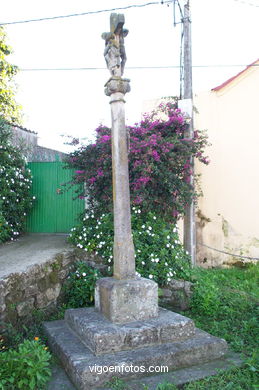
0 234 97 329
105 78 130 96
160 279 194 311
47 352 242 390
65 307 195 355
16 298 35 317
98 352 243 390
95 277 158 323
44 315 228 390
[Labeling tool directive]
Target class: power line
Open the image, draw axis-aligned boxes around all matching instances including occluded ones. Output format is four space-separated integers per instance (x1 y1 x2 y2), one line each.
18 64 259 72
0 1 172 26
233 0 259 7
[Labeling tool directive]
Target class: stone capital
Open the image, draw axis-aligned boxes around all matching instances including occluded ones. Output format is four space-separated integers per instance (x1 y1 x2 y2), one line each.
105 77 130 96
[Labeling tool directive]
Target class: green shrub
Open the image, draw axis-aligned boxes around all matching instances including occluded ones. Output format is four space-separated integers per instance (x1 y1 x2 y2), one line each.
62 262 101 308
0 338 51 390
69 207 191 287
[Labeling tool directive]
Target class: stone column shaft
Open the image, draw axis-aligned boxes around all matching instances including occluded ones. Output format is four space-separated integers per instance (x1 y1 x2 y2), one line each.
109 90 135 279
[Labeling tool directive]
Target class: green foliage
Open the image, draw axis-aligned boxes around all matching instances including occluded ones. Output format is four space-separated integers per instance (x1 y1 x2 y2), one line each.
0 338 51 390
155 382 177 390
69 207 191 287
107 377 128 390
188 264 259 356
66 101 209 220
0 27 22 124
182 366 258 390
0 119 34 243
62 262 101 308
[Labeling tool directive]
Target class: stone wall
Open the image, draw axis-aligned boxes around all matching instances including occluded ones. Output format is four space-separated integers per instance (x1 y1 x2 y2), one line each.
0 246 194 331
0 251 78 330
28 145 67 162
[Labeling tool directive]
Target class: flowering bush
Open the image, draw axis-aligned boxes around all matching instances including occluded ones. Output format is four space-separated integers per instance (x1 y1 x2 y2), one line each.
69 207 191 286
0 119 34 243
66 101 209 220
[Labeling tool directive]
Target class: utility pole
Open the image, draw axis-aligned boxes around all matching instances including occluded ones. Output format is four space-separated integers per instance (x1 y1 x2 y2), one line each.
181 0 196 266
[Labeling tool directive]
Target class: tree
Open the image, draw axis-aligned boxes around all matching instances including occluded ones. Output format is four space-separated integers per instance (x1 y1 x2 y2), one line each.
0 26 22 124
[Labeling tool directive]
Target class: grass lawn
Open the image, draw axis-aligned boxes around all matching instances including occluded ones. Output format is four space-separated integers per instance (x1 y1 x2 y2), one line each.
168 264 259 390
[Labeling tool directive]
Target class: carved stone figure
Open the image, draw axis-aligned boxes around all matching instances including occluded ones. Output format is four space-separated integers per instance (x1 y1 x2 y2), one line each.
102 13 128 77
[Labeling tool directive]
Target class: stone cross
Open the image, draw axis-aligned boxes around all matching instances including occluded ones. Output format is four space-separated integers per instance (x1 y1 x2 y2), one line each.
95 13 158 324
102 13 135 280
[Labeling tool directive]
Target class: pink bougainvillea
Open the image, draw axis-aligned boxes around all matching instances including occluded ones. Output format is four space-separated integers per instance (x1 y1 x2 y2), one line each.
65 101 209 220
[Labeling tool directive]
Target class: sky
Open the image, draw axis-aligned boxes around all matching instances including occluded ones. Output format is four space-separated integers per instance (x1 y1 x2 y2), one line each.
1 0 259 152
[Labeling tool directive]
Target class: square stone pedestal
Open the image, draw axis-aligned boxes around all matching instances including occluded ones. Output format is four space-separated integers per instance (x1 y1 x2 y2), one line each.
44 307 229 390
95 277 158 323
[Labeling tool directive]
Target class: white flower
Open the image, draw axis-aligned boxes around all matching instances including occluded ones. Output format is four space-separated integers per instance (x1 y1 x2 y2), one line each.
166 243 170 248
165 262 168 266
108 259 112 263
167 277 171 282
150 253 154 257
155 258 159 263
97 235 100 238
149 274 153 279
141 261 145 265
151 258 155 263
167 235 170 239
186 251 189 255
153 216 156 220
82 272 86 277
137 249 141 253
141 225 145 229
148 226 152 230
173 227 177 233
138 209 141 213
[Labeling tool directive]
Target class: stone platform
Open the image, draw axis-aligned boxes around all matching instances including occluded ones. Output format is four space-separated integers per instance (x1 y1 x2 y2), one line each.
44 307 228 390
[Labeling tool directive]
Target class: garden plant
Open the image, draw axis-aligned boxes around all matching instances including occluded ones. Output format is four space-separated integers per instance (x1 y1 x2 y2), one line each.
0 119 34 243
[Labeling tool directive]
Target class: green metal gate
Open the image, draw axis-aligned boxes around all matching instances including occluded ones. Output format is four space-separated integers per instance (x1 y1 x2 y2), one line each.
26 162 85 233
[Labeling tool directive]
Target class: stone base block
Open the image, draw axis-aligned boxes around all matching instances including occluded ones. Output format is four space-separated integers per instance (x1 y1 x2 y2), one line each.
65 307 195 355
95 277 158 323
44 318 228 390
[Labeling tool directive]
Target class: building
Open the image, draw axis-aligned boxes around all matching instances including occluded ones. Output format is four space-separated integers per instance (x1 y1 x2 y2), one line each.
11 124 67 162
195 59 259 266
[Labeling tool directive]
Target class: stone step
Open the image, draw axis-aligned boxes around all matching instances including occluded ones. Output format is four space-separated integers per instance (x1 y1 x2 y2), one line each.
44 317 228 390
64 307 195 355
